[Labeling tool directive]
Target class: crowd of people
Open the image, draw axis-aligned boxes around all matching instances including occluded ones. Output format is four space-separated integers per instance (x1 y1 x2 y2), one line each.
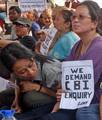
0 0 102 120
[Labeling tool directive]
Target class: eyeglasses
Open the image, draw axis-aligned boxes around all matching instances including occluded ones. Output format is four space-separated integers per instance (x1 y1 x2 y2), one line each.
71 14 91 21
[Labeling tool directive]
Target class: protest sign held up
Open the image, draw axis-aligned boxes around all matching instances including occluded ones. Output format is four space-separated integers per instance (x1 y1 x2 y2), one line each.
40 27 57 55
60 60 94 109
18 0 47 14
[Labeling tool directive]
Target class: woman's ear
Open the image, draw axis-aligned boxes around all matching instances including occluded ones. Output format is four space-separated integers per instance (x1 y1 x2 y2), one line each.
91 21 98 30
65 21 72 30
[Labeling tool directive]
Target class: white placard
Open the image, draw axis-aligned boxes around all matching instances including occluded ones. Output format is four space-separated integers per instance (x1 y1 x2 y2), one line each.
40 27 57 55
0 77 9 92
60 60 94 109
18 0 47 14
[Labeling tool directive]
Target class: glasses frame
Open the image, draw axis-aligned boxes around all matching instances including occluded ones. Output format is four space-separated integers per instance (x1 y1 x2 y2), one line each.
71 13 91 21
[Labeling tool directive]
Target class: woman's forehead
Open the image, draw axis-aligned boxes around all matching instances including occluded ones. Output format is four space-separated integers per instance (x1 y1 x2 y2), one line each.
13 59 34 68
75 5 90 15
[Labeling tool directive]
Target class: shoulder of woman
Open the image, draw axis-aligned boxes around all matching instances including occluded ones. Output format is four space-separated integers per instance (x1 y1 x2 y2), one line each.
64 31 80 41
92 36 102 49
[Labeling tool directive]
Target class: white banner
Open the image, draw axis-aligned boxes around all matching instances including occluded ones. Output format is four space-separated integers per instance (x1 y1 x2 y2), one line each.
0 77 9 92
60 60 94 109
40 27 57 55
18 0 47 14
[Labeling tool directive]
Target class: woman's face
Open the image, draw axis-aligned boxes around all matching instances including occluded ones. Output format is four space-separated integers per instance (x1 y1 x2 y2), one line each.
53 13 69 31
12 59 38 81
71 5 97 35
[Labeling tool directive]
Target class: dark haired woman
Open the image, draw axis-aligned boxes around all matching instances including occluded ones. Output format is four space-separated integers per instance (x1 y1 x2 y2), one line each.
0 42 56 120
41 1 102 120
46 6 79 60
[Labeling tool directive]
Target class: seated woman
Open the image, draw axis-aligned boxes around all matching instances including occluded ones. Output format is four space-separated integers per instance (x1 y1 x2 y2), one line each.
36 6 79 59
0 42 56 120
48 7 79 61
41 7 79 99
41 1 102 120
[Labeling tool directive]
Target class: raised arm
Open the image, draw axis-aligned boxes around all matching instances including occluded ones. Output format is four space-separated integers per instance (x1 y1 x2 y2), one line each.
0 39 18 48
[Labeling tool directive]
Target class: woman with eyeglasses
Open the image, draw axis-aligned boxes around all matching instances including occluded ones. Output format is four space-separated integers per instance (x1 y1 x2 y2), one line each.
0 42 56 120
40 1 102 120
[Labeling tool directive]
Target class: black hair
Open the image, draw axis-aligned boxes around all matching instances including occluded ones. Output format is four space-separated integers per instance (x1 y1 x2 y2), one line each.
98 8 102 35
78 0 100 33
20 36 35 51
9 6 21 14
61 10 72 30
78 0 100 21
62 10 72 22
0 42 35 72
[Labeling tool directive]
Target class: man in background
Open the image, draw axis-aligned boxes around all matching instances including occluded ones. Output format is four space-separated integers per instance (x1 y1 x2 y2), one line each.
9 6 21 40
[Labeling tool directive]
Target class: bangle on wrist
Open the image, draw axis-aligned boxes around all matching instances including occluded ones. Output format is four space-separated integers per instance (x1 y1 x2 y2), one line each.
38 84 42 92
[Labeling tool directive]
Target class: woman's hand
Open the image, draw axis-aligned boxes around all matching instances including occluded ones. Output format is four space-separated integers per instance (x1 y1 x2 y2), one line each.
99 95 102 120
19 81 40 92
11 99 21 113
56 88 63 102
52 88 63 112
36 30 47 42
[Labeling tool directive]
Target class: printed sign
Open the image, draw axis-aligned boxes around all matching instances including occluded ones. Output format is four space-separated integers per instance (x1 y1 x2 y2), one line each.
18 0 47 14
0 77 9 92
60 60 94 109
40 27 57 55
